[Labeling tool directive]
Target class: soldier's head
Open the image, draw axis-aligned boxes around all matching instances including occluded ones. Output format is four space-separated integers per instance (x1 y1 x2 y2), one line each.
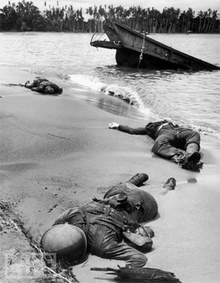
41 223 87 262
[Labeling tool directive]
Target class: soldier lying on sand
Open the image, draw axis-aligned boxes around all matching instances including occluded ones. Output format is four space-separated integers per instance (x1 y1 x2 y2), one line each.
41 173 158 267
109 120 203 171
25 77 63 95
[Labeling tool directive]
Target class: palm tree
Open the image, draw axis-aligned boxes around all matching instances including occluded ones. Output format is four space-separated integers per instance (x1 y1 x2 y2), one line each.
205 8 212 32
148 8 160 33
86 6 93 32
210 10 218 32
172 8 180 32
0 4 17 30
197 10 203 33
15 0 43 31
107 5 115 21
185 8 195 33
98 5 106 31
201 11 208 32
161 8 170 32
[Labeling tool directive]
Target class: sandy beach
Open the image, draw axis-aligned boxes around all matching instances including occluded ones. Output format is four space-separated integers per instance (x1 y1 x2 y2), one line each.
1 66 220 283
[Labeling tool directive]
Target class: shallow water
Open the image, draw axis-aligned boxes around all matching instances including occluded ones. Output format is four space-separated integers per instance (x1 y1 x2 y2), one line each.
1 32 220 137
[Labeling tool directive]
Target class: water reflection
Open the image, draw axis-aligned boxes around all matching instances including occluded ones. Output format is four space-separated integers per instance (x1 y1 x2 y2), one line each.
1 32 220 137
0 162 38 172
96 64 220 136
86 94 146 120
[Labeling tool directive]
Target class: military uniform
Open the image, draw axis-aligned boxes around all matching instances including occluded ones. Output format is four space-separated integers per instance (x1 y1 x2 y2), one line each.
54 182 158 267
115 121 202 170
25 77 63 95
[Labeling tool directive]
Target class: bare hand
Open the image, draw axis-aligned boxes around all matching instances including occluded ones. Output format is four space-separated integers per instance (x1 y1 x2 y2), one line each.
109 122 119 129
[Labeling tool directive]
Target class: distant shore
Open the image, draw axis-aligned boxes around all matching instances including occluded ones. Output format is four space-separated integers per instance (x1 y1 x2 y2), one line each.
1 2 219 33
1 66 220 283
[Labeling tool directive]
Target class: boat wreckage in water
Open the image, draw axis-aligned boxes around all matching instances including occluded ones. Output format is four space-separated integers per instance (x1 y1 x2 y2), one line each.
90 20 220 71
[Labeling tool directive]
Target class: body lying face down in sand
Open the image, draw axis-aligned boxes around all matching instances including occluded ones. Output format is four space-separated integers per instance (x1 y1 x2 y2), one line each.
41 174 158 268
25 77 63 95
109 120 203 172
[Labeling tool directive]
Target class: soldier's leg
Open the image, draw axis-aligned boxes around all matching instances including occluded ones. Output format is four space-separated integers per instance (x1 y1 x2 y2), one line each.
175 129 200 152
177 130 202 170
152 133 185 159
186 143 199 154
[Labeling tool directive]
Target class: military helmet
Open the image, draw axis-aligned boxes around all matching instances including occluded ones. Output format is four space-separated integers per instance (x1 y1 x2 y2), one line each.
41 223 87 261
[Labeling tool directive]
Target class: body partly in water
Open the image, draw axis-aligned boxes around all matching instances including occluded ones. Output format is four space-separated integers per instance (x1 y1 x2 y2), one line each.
0 32 220 138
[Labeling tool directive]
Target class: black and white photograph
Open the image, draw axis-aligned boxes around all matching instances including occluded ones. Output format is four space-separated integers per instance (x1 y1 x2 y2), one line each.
0 0 220 282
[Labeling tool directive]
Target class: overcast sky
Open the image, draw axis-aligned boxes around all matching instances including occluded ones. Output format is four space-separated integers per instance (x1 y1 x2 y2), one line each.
1 0 220 13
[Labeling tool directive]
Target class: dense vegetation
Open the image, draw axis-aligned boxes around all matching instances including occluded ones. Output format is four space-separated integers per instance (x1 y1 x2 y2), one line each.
0 0 219 33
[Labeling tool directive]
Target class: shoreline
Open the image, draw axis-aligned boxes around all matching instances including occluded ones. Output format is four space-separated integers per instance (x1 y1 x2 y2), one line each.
1 67 220 282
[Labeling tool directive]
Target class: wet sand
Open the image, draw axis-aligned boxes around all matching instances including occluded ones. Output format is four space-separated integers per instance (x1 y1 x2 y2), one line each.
1 67 220 283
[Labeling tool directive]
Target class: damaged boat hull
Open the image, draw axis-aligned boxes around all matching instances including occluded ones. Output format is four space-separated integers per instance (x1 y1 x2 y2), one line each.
90 21 220 71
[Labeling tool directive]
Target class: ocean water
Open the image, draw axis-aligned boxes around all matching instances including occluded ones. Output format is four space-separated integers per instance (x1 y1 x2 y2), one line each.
1 32 220 138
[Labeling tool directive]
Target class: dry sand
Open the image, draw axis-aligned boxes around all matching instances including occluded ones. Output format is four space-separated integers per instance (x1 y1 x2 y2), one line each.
1 67 220 283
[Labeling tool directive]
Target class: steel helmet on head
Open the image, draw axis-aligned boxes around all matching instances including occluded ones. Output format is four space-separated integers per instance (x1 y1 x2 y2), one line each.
41 223 87 262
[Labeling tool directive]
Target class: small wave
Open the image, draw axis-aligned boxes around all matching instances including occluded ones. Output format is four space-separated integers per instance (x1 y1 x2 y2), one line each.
0 63 45 77
140 114 220 140
69 74 106 91
170 119 220 140
23 68 70 82
0 62 20 67
69 74 145 108
191 124 220 140
101 85 143 107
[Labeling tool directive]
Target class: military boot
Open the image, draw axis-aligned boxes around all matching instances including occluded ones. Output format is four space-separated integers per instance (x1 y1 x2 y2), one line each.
128 173 149 186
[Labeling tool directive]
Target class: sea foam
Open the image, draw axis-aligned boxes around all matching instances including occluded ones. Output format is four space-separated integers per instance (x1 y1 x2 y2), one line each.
69 74 144 108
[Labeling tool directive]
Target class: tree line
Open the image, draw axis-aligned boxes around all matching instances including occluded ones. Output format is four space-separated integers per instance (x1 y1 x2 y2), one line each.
0 0 219 33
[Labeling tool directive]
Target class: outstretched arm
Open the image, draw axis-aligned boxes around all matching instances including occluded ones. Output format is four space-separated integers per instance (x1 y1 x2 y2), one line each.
109 122 148 135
